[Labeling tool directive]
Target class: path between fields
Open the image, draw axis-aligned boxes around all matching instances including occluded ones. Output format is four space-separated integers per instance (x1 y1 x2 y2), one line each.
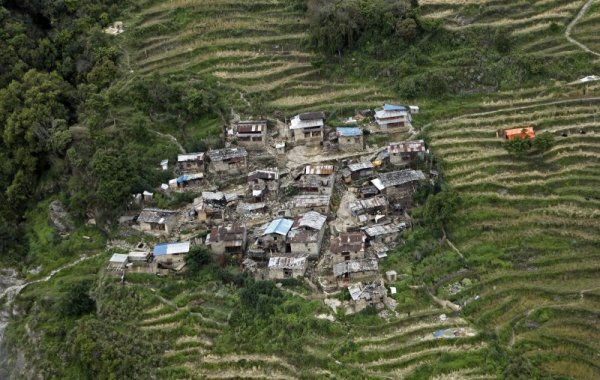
565 0 600 57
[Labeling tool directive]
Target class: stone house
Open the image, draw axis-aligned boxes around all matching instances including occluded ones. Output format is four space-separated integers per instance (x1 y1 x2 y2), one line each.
371 169 425 198
205 223 247 256
362 224 401 244
248 168 279 201
333 258 379 287
136 208 178 235
247 218 293 261
289 111 325 145
288 211 327 259
388 140 426 166
268 256 308 279
336 127 364 152
374 104 413 129
349 195 389 224
207 147 248 175
329 232 366 265
287 194 331 216
176 152 205 174
232 120 267 150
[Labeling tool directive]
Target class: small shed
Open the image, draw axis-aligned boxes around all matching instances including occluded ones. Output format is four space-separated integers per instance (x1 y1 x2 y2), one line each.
501 126 535 140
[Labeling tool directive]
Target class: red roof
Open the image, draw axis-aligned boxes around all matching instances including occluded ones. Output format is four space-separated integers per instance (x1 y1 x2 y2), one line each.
503 127 535 140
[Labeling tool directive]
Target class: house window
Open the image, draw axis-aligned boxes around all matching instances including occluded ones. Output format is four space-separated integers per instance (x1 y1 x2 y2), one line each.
284 269 292 278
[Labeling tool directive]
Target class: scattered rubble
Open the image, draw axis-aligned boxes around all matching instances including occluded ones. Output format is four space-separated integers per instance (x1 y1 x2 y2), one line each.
48 200 74 238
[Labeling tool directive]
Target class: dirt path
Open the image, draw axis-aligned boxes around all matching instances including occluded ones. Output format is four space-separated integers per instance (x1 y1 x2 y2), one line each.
151 129 186 154
565 0 600 57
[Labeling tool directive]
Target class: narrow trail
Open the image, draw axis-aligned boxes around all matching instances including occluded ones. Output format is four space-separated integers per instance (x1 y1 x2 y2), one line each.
151 129 186 154
0 252 104 303
565 0 600 57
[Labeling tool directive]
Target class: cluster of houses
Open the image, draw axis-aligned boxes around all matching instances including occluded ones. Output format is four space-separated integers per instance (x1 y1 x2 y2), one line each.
110 103 433 311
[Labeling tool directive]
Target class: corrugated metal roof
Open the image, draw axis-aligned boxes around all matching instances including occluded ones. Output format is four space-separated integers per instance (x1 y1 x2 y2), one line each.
299 111 325 121
177 173 204 183
178 152 204 162
330 232 365 254
207 147 247 161
362 224 400 237
336 127 363 137
389 140 426 154
263 218 293 236
153 241 190 256
333 259 378 276
137 208 178 224
371 170 425 190
348 161 374 172
349 196 388 215
110 253 128 263
305 165 334 175
289 194 331 209
383 103 408 111
293 211 327 230
268 256 307 270
290 114 324 130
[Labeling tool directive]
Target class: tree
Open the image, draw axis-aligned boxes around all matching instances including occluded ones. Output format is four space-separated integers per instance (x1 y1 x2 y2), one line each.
422 189 462 230
503 136 531 157
60 281 96 317
185 246 213 276
395 18 418 42
532 132 555 153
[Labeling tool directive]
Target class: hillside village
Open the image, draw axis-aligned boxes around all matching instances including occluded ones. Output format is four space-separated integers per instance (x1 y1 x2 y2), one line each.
109 103 436 313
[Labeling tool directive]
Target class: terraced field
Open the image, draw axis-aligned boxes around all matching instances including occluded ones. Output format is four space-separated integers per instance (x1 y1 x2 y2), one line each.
124 0 392 115
428 96 600 379
420 0 599 59
570 0 600 55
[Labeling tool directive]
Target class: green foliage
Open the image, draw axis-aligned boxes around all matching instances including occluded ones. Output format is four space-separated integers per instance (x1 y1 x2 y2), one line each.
68 316 162 380
422 189 462 230
532 132 555 153
239 280 285 316
185 246 213 277
307 0 417 55
59 281 96 317
503 136 531 157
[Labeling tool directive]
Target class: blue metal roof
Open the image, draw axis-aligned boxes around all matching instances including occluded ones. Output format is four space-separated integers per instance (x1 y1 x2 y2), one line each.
263 218 293 236
337 127 363 137
153 241 190 256
383 103 407 111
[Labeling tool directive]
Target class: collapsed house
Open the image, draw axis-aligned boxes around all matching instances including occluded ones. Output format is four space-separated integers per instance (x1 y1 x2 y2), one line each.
136 208 178 235
388 140 427 166
205 223 247 257
349 196 389 224
207 147 248 174
333 258 379 287
336 127 364 152
375 104 413 129
288 211 327 259
347 278 389 310
194 192 238 223
231 120 267 150
289 111 325 145
267 256 308 279
176 152 205 174
248 168 280 201
330 232 366 263
248 218 294 261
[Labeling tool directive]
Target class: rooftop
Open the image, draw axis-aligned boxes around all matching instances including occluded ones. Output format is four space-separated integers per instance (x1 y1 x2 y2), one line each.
371 169 426 190
207 223 246 243
237 202 267 214
305 165 335 175
290 113 325 130
207 147 248 161
299 111 325 121
177 152 204 162
383 103 408 111
330 232 366 254
263 218 294 236
137 208 178 224
289 194 331 209
236 120 267 133
336 127 363 137
349 196 388 215
153 241 190 256
248 168 279 181
293 211 327 230
348 161 374 172
287 229 319 243
333 258 378 276
362 223 401 237
389 140 426 154
268 256 307 270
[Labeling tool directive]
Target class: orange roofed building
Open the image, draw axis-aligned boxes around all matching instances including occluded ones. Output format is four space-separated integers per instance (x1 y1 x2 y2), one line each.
502 127 535 140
